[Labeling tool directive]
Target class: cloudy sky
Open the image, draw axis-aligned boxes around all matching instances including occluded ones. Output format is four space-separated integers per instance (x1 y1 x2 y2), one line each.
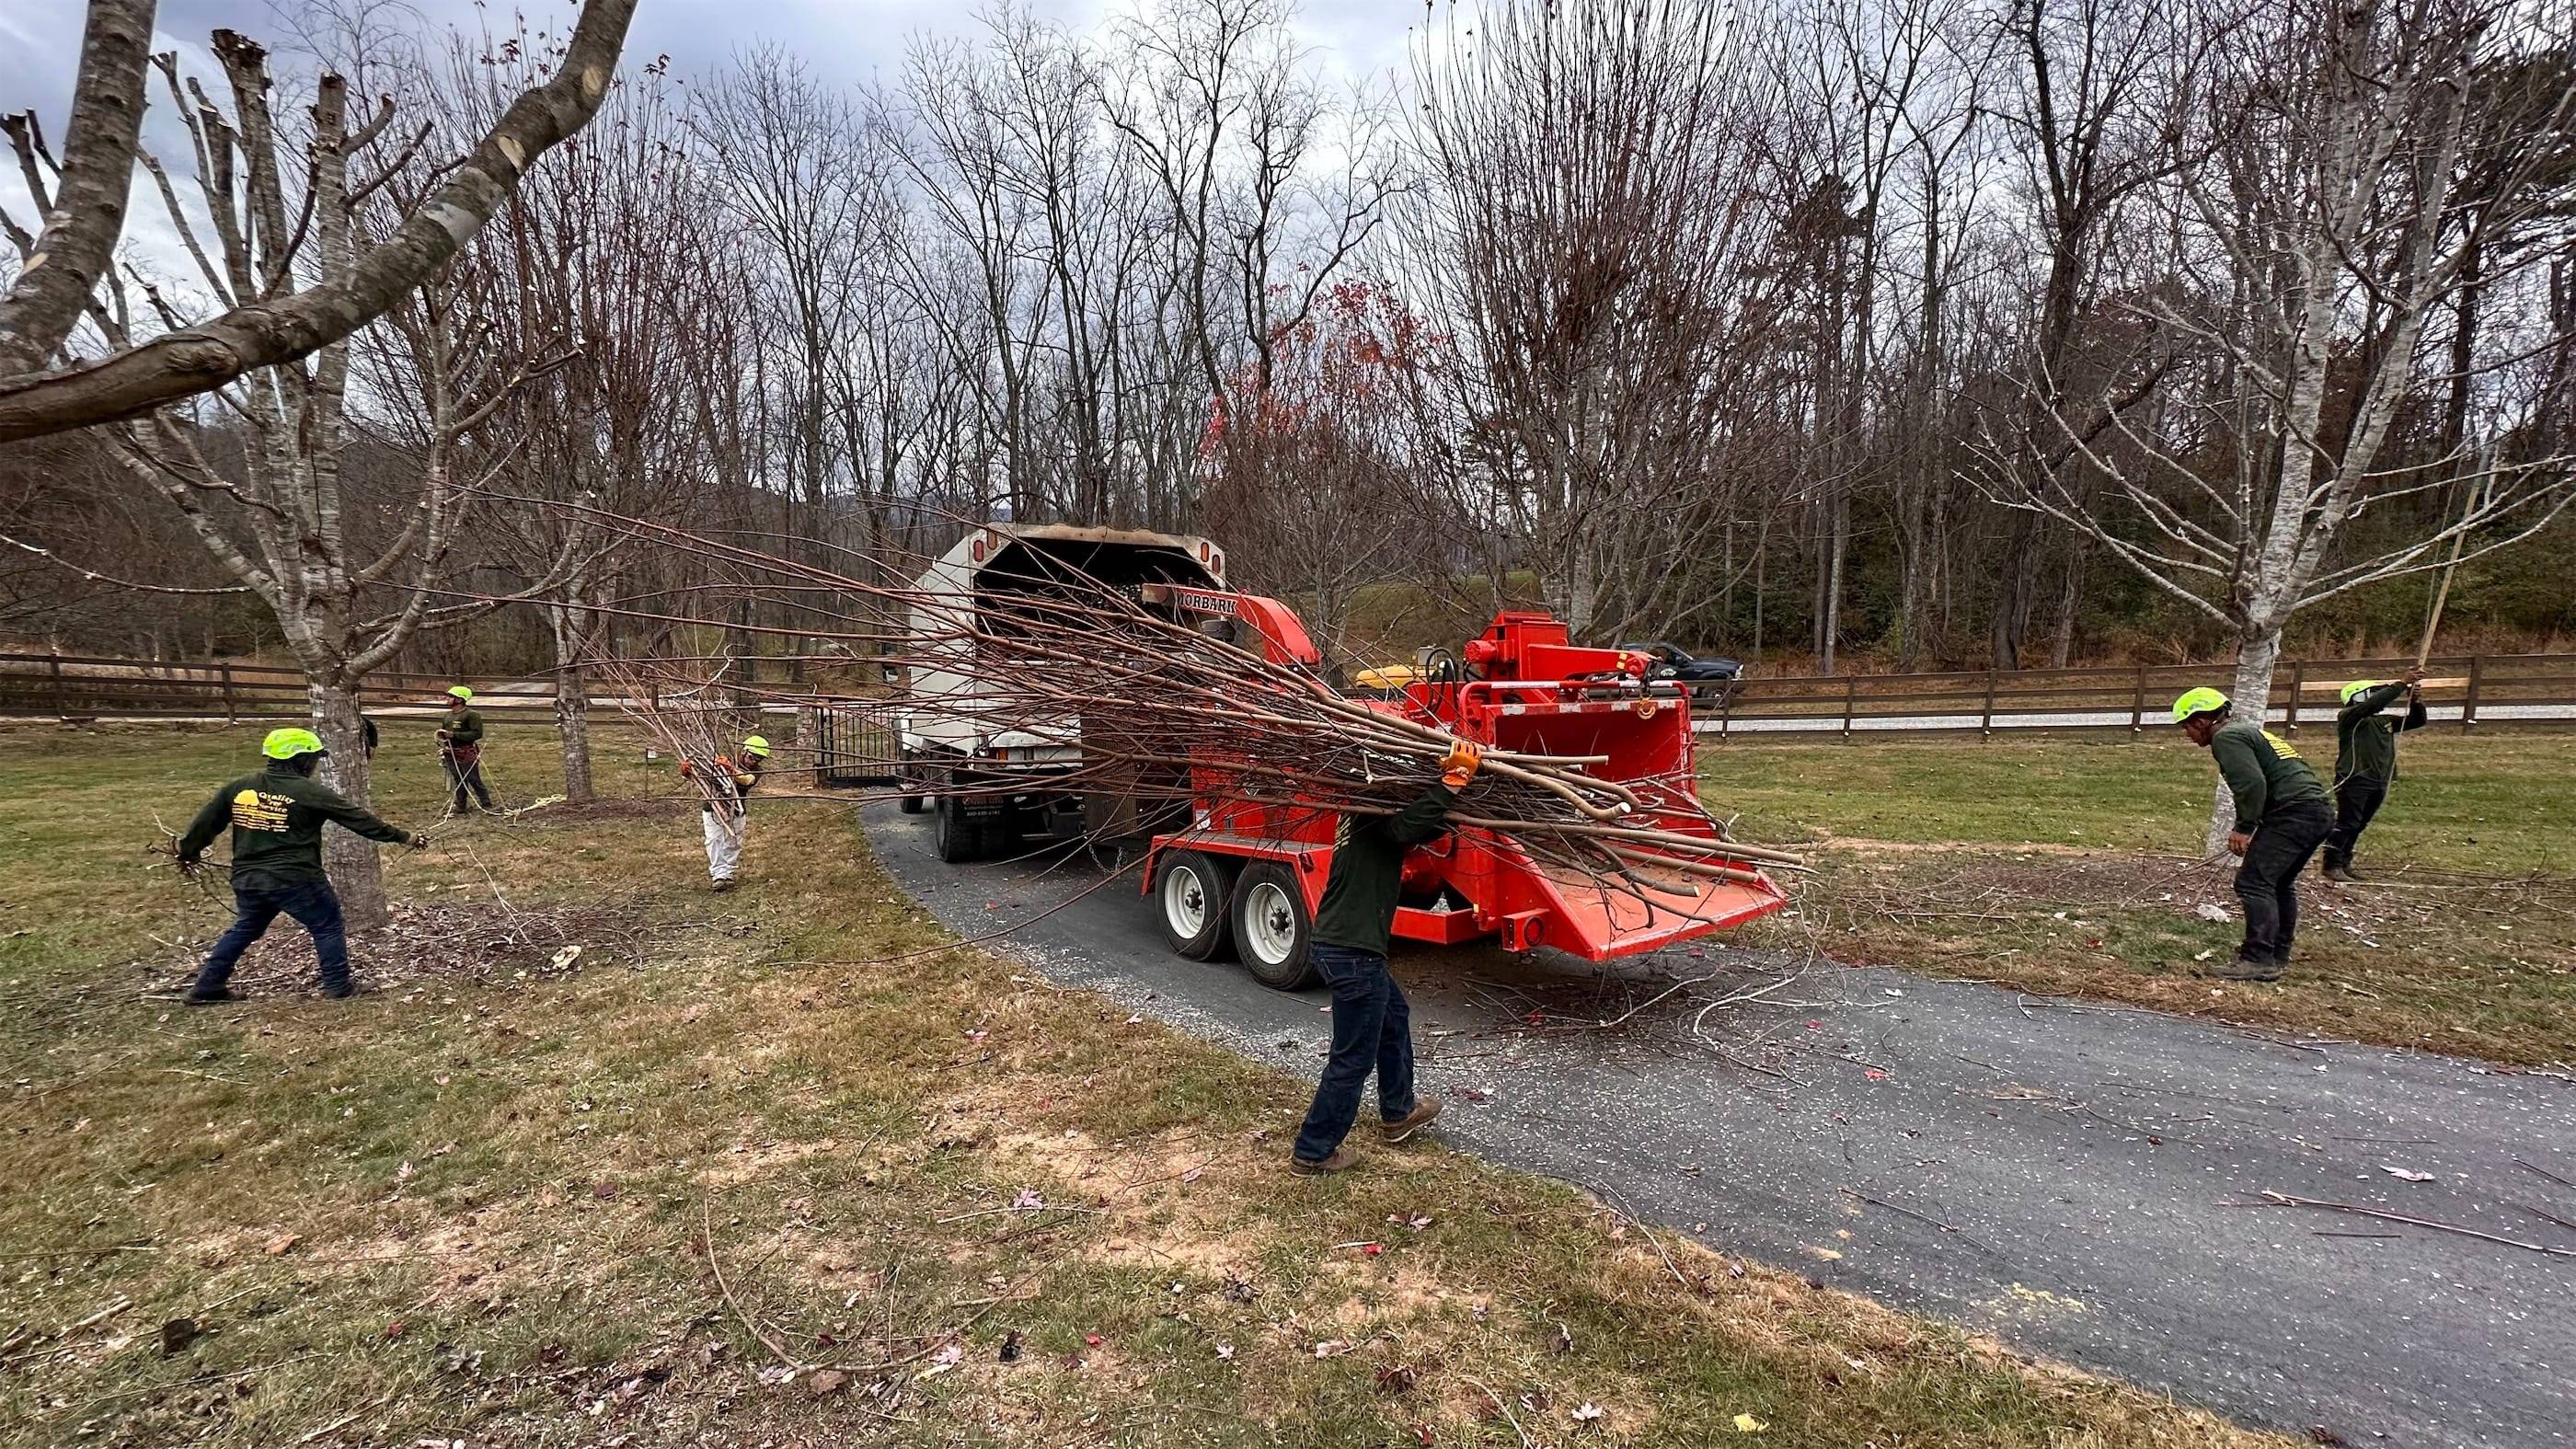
2 0 1420 297
2 0 1415 126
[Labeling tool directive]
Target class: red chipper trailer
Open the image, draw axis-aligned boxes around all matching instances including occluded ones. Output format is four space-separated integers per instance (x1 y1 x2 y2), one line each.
1138 589 1788 989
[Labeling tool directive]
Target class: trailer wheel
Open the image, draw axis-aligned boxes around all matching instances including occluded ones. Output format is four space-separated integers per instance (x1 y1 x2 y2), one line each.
1155 850 1235 961
896 758 927 814
932 792 987 864
1230 863 1315 990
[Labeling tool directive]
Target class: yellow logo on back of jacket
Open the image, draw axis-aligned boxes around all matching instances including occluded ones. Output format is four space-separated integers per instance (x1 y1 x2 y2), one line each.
2262 731 2300 759
231 789 292 832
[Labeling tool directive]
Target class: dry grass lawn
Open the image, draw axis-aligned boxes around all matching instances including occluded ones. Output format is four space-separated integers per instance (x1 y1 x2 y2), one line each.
0 720 2290 1446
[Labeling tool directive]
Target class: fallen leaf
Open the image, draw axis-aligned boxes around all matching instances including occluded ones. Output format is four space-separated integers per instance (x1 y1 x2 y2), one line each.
1313 1340 1349 1358
1573 1402 1604 1422
2381 1166 2436 1182
932 1342 963 1367
809 1368 848 1397
1214 1343 1235 1361
263 1233 300 1257
1733 1412 1767 1432
1085 1333 1104 1348
1012 1188 1045 1211
1124 1014 1144 1025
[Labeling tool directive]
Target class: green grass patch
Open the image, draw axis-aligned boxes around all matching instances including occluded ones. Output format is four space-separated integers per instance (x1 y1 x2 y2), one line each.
1708 733 2576 1064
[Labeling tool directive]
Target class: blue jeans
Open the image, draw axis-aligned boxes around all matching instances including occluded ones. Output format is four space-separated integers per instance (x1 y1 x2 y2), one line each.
1293 944 1418 1162
195 881 350 993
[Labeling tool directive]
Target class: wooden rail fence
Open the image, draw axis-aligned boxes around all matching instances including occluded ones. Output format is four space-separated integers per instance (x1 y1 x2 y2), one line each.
1697 653 2576 738
5 650 2573 737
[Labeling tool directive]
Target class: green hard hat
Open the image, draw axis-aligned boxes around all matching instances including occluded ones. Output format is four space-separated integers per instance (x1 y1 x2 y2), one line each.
446 684 474 701
741 734 772 757
262 726 327 759
2340 679 2381 705
2170 686 2230 724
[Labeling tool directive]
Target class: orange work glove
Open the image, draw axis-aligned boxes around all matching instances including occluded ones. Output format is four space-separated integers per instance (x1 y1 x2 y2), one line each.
678 760 696 778
1439 739 1482 788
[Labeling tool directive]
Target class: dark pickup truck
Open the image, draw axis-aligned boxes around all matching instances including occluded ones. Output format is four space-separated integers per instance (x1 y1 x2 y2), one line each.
1617 641 1744 702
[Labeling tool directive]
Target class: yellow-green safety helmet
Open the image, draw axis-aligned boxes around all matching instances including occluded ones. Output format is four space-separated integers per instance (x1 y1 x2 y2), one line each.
2340 679 2382 705
741 735 772 758
446 684 474 701
262 726 327 759
2169 686 2229 724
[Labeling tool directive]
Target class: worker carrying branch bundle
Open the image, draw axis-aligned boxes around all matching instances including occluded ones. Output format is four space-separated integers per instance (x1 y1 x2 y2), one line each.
176 727 427 1003
2324 668 2428 883
1292 738 1481 1177
683 735 769 892
437 685 494 814
2173 688 2331 982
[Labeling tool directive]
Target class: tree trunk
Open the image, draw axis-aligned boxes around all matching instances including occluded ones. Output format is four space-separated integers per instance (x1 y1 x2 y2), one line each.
309 675 390 929
1818 494 1847 675
2206 628 2286 854
551 603 595 804
2047 548 2085 668
1990 512 2032 669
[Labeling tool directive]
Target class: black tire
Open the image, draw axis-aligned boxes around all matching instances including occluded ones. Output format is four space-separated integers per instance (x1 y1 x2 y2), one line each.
1154 850 1236 961
897 763 927 814
933 792 986 864
1230 862 1315 990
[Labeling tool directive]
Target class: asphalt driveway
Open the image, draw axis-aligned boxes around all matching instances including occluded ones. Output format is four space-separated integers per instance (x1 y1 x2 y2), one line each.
864 806 2576 1447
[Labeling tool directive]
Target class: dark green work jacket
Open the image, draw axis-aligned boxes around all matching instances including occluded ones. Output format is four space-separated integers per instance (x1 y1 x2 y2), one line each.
1313 782 1456 957
2334 683 2427 785
2211 719 2329 834
178 764 413 891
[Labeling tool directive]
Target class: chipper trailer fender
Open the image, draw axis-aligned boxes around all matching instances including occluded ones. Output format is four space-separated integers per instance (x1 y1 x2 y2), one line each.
1140 597 1789 989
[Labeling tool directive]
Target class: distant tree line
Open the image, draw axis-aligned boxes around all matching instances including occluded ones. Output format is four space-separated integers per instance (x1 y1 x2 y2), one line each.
6 0 2574 686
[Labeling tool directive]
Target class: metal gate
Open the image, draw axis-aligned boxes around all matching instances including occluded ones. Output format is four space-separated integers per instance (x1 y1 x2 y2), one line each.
806 703 900 787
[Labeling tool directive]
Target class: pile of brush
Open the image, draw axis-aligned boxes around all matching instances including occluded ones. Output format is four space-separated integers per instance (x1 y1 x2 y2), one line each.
540 503 1805 905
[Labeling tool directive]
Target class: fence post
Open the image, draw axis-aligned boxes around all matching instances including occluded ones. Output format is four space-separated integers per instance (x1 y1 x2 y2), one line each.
2462 655 2483 733
1980 668 1997 739
220 661 237 723
2283 661 2306 732
49 653 66 718
2129 664 2147 736
1840 676 1857 741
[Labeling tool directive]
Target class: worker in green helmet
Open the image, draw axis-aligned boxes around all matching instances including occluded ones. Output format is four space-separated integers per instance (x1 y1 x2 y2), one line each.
176 727 427 1003
2323 668 2428 882
2171 687 2332 981
436 684 494 814
681 734 771 891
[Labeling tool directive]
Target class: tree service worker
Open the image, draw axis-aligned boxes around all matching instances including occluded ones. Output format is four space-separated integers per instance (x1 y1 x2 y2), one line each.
177 727 426 1003
2173 688 2331 982
1292 737 1481 1176
437 684 495 814
2324 667 2428 883
682 734 770 892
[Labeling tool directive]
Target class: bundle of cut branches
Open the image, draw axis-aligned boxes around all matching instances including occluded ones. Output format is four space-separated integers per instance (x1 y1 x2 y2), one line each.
486 500 1805 914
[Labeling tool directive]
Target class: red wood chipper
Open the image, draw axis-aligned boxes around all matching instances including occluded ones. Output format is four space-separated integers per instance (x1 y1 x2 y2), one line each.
1137 589 1790 989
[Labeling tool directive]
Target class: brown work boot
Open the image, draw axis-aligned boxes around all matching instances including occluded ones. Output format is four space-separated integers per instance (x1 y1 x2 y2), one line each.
710 879 737 893
1290 1146 1360 1176
2203 952 2283 983
1381 1095 1443 1144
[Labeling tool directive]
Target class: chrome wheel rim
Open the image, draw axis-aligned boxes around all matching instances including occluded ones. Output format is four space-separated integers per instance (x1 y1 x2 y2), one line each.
1244 880 1298 963
1162 863 1210 939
